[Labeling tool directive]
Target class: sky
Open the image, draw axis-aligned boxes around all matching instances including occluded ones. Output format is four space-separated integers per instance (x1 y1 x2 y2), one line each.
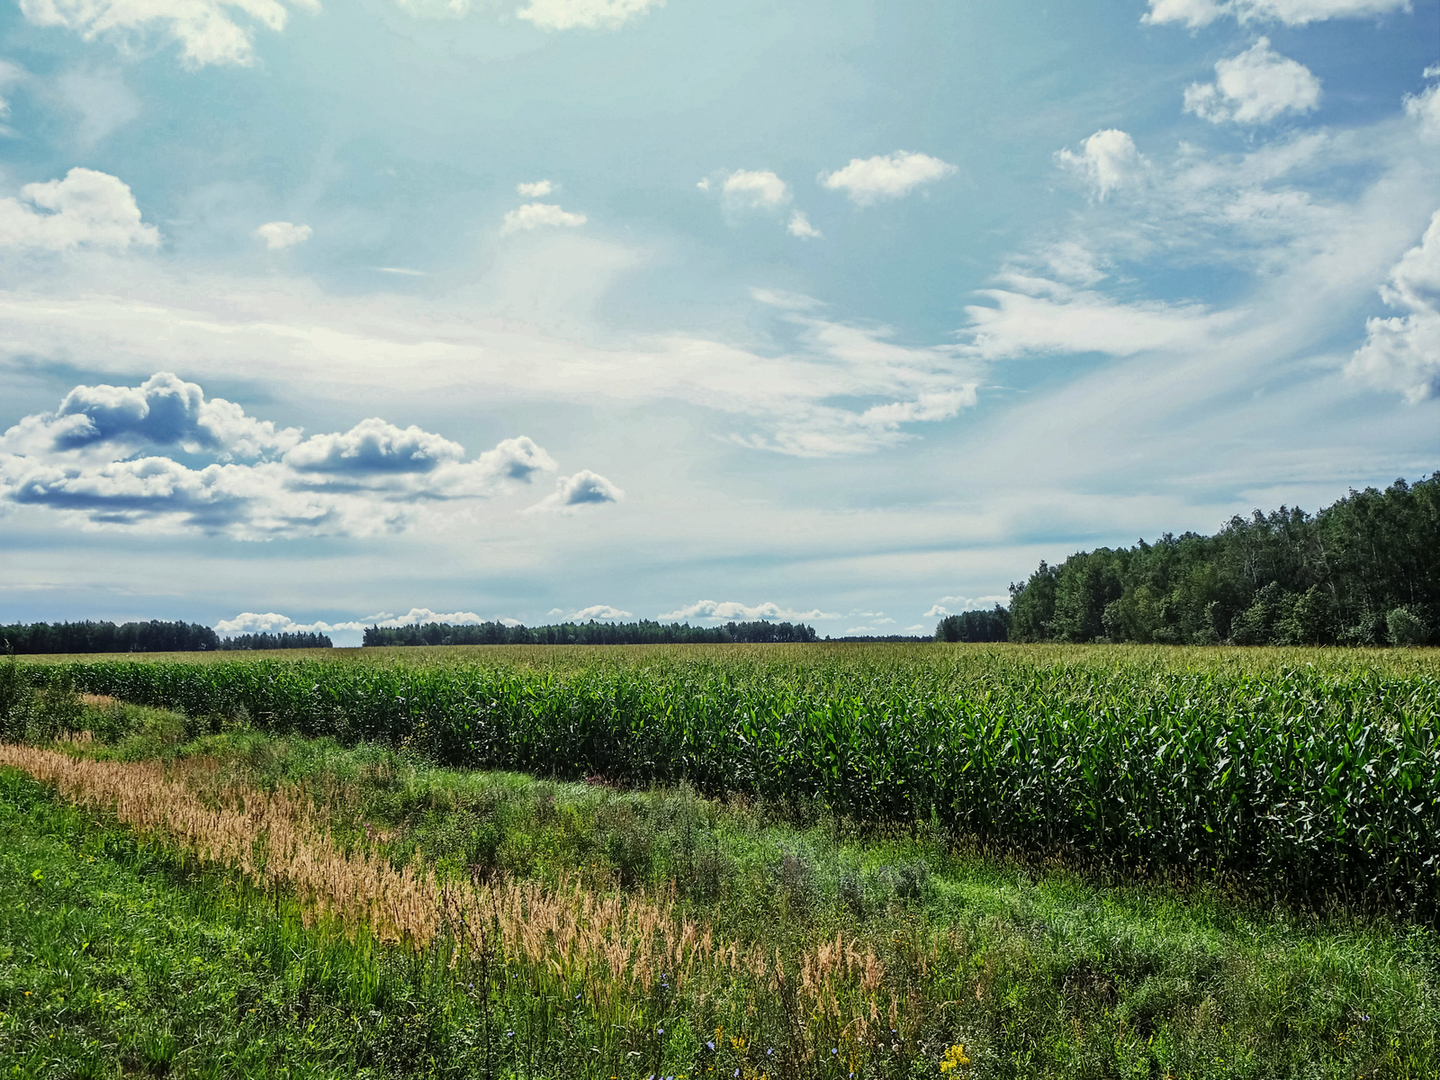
0 0 1437 644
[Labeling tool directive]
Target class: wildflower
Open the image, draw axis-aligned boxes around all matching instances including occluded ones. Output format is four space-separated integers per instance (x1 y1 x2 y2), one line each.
706 1041 715 1051
939 1043 971 1073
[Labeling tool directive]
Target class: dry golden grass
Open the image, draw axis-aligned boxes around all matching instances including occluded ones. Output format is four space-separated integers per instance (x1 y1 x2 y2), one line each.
0 743 896 1058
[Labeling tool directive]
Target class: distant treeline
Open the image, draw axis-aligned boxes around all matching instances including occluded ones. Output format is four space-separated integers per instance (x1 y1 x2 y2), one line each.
935 607 1011 643
364 619 819 647
219 632 333 651
998 472 1440 647
0 620 331 654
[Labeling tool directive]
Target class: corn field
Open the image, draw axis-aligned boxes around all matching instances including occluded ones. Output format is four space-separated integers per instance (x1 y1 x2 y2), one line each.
19 644 1440 916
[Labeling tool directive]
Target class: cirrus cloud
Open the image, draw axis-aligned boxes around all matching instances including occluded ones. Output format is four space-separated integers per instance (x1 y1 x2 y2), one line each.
1144 0 1409 27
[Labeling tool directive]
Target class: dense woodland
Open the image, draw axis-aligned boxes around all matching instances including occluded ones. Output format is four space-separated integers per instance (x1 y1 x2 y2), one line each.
0 621 331 654
363 618 819 646
1000 473 1440 646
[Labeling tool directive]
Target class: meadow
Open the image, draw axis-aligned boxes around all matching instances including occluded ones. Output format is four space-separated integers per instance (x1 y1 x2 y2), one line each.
2 644 1439 1078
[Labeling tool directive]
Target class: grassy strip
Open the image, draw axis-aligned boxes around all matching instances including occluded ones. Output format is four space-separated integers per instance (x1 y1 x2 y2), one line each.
8 704 1440 1078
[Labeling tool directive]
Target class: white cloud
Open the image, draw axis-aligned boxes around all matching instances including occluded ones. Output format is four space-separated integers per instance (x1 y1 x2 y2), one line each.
516 179 553 198
1184 39 1321 125
0 373 577 537
216 607 498 634
656 600 838 622
501 202 587 233
0 168 158 251
0 256 984 458
959 275 1232 361
18 0 319 68
1144 0 1408 26
787 210 821 239
818 151 956 206
0 371 297 460
1406 74 1440 141
721 170 789 211
567 604 632 620
1346 209 1440 404
1055 130 1144 200
924 594 1009 618
528 469 623 512
256 220 312 249
515 0 663 31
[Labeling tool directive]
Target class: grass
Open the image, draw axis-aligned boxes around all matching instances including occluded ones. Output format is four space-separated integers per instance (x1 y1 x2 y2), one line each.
3 681 1439 1078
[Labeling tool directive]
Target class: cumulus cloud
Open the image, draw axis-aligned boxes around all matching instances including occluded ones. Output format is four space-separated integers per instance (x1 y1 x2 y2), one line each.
787 210 821 239
256 221 312 249
657 600 838 622
1184 39 1321 125
285 418 465 475
515 0 663 30
924 594 1009 618
216 607 506 633
567 604 632 620
0 372 298 460
818 151 956 206
0 167 158 251
1406 70 1440 141
516 179 553 197
720 170 789 211
528 469 623 512
1055 130 1144 200
1346 209 1440 404
18 0 318 68
0 373 577 536
502 202 587 234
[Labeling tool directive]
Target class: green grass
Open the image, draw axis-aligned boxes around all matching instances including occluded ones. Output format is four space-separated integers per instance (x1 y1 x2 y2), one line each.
7 708 1440 1079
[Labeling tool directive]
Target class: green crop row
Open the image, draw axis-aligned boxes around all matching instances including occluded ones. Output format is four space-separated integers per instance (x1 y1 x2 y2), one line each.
16 644 1440 918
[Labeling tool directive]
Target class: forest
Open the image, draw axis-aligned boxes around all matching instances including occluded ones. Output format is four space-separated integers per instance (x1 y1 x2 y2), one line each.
0 621 331 654
1000 472 1439 646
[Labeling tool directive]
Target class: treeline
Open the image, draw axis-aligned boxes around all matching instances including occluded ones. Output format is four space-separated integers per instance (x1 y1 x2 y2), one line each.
1001 473 1439 646
0 620 221 654
0 620 332 654
364 619 819 647
219 632 333 650
935 606 1010 643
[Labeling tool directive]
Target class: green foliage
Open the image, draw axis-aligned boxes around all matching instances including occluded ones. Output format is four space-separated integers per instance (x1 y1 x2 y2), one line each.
1007 472 1440 646
23 644 1440 919
0 619 222 654
935 607 1009 643
1389 606 1431 648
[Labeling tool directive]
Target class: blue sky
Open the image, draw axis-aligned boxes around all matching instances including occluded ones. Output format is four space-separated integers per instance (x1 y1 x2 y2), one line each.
0 0 1436 642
